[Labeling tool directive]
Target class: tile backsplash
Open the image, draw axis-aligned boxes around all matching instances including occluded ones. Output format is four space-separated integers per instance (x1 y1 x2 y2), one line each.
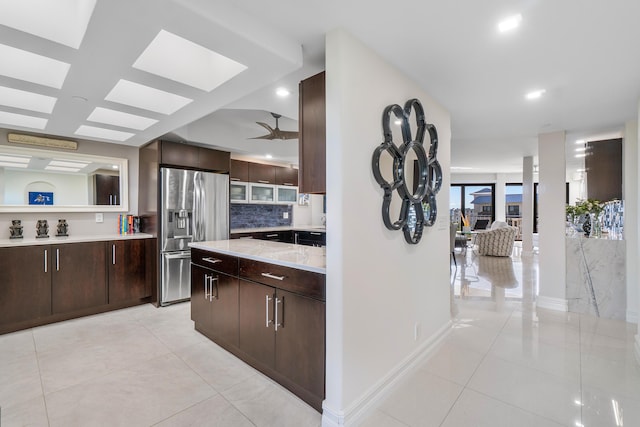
230 204 293 229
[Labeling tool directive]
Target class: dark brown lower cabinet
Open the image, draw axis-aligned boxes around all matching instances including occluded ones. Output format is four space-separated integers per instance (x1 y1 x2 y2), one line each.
191 249 326 412
0 246 51 325
191 262 239 347
52 241 107 314
108 239 148 304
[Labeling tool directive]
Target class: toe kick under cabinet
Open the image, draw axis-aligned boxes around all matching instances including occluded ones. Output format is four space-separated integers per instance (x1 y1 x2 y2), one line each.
190 247 326 412
0 237 154 334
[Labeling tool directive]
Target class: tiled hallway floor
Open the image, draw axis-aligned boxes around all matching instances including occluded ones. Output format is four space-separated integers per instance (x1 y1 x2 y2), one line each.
2 249 639 426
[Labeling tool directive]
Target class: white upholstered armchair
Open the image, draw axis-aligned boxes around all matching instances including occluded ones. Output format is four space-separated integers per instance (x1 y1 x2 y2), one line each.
474 224 517 257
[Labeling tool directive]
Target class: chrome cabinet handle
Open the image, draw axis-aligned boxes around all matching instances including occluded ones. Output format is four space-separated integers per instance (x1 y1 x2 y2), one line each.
261 272 285 281
257 180 269 184
204 274 210 300
202 257 222 264
265 234 278 238
44 249 47 273
109 195 113 205
210 276 219 301
114 195 117 205
283 183 294 186
230 177 240 181
265 294 273 327
112 244 116 265
310 232 322 236
275 297 283 331
56 249 60 271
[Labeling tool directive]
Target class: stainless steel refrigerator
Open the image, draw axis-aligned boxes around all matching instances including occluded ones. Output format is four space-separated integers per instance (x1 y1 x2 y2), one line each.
160 167 229 305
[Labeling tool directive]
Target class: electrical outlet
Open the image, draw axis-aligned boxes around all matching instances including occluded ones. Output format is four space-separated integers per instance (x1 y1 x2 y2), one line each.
95 213 104 223
414 322 420 341
283 212 289 219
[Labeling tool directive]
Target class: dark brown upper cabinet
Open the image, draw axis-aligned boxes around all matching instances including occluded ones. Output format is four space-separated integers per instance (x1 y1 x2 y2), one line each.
230 159 249 182
275 166 298 186
298 71 326 194
248 162 276 184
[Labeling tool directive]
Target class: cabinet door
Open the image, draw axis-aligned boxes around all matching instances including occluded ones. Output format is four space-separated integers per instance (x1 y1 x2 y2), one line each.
275 166 298 186
298 71 326 194
210 271 239 347
230 160 249 182
52 242 107 314
108 239 147 304
0 246 51 326
95 174 120 205
161 140 199 168
191 263 211 329
198 147 230 172
248 163 276 184
275 289 325 399
239 279 275 369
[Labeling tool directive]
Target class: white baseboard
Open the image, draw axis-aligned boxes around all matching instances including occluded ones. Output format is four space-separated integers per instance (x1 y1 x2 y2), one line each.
321 321 452 427
627 310 638 324
536 296 568 312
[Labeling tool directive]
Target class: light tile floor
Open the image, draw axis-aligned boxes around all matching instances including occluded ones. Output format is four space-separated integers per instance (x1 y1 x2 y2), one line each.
360 248 640 427
1 248 638 427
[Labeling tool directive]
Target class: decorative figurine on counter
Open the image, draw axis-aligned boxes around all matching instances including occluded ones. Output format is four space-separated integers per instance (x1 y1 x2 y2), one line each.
36 219 49 238
56 219 69 237
9 219 24 239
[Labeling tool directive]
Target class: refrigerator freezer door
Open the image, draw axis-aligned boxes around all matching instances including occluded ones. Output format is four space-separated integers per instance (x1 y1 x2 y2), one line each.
161 168 195 252
193 171 229 242
161 251 191 305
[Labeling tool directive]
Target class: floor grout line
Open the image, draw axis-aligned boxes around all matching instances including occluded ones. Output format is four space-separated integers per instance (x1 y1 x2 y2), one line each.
31 327 52 427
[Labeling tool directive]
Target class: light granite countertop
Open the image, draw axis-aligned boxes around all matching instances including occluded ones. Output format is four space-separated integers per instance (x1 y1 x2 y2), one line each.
189 239 326 274
0 233 154 248
230 225 326 234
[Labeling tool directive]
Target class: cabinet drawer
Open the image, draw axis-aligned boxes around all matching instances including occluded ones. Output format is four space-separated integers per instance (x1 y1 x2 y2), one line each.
239 258 325 301
191 248 238 276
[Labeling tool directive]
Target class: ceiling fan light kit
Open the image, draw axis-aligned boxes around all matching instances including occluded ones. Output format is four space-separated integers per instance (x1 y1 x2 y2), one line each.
250 112 298 141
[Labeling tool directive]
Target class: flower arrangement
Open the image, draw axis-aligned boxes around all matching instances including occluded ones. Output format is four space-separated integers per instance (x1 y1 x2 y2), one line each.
567 199 604 220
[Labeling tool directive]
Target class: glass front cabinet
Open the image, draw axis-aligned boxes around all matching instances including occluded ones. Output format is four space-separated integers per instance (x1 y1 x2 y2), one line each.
230 182 249 203
249 183 276 204
276 185 298 204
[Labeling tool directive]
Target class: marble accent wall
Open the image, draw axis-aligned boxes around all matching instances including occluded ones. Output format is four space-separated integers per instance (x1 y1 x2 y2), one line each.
230 204 293 229
566 236 626 320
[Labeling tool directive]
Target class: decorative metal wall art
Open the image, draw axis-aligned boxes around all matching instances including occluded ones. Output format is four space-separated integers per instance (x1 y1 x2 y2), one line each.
372 99 442 244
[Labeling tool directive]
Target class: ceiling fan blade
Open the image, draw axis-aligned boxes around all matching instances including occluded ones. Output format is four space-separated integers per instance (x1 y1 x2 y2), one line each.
249 133 277 140
255 122 274 132
277 130 299 140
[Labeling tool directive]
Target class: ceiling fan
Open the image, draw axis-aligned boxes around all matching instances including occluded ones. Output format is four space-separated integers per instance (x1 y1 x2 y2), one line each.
250 112 298 140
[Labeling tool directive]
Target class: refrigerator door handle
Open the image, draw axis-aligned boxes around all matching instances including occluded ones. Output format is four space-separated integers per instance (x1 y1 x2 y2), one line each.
164 252 191 260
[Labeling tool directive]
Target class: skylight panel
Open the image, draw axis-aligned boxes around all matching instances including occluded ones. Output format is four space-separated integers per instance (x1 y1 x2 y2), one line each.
104 80 192 115
0 0 97 49
0 111 48 129
87 107 158 130
0 43 70 88
0 85 57 113
133 30 247 91
0 161 28 168
45 166 82 172
49 160 89 168
75 125 134 142
0 154 31 163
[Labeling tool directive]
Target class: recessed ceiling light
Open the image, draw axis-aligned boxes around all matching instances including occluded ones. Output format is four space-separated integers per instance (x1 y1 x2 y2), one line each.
45 165 81 172
575 153 587 158
0 155 30 163
0 0 96 49
498 14 522 33
276 87 290 97
0 161 28 168
87 107 158 131
575 139 585 145
112 165 119 169
75 125 134 142
105 79 192 115
0 43 70 89
525 89 546 100
0 110 48 129
265 154 273 159
0 85 57 113
133 30 247 91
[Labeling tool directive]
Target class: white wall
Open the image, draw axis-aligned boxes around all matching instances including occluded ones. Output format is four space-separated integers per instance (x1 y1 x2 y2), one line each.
324 29 451 425
3 170 89 205
538 131 567 310
293 194 325 226
0 129 140 238
624 119 638 323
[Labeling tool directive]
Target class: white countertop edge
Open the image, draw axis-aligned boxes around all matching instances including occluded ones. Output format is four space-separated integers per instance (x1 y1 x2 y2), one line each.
189 241 326 275
0 233 154 247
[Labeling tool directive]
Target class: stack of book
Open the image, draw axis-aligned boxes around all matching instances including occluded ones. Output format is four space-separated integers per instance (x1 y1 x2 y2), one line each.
118 214 135 234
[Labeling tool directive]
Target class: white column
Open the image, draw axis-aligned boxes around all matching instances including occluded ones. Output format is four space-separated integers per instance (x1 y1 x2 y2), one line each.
538 131 567 311
522 156 534 255
635 99 640 364
625 120 638 324
495 173 506 222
